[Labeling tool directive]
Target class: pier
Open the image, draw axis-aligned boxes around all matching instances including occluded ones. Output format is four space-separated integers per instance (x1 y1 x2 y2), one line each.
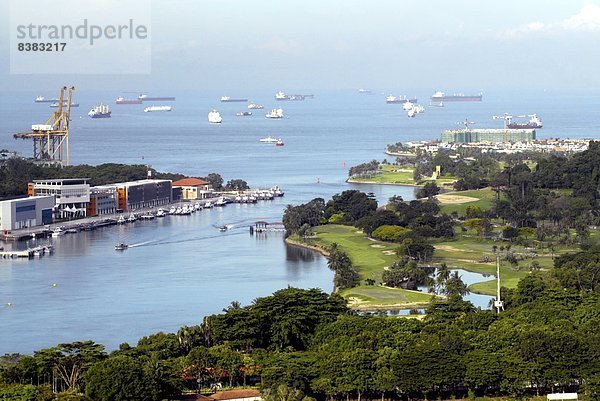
250 221 285 234
0 245 54 259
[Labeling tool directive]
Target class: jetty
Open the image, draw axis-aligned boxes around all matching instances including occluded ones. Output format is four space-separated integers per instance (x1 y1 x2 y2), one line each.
0 245 54 259
250 221 285 234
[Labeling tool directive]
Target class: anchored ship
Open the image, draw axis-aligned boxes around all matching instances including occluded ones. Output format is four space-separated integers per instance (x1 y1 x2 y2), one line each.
144 105 172 112
430 91 483 102
507 114 543 129
208 109 223 123
50 102 79 108
274 91 312 101
115 96 142 104
386 95 417 104
138 94 175 101
248 103 264 109
266 108 284 119
88 104 111 118
35 96 59 103
220 96 248 102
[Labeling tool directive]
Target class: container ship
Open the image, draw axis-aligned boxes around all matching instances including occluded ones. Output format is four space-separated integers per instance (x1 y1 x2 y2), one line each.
430 91 482 102
138 94 176 101
88 104 111 118
220 96 248 102
115 96 142 104
386 95 417 104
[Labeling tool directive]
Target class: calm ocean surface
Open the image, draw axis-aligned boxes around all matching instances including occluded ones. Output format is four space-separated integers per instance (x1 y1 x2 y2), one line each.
1 89 599 353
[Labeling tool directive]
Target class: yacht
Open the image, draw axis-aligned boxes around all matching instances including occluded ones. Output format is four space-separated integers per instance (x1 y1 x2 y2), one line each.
266 108 284 119
259 136 280 143
208 109 223 123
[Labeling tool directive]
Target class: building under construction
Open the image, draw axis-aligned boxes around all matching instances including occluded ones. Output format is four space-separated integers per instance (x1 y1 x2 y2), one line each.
14 86 75 166
441 128 536 144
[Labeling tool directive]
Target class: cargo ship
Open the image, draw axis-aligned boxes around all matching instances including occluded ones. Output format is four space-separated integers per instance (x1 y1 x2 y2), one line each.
35 96 59 103
138 94 175 101
507 114 543 129
88 104 111 118
266 108 284 119
115 96 142 104
220 96 248 102
50 102 79 107
275 91 312 101
144 105 172 112
430 91 482 102
386 95 417 104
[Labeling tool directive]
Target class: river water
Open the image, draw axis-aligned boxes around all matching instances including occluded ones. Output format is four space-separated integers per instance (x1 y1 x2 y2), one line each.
2 89 597 353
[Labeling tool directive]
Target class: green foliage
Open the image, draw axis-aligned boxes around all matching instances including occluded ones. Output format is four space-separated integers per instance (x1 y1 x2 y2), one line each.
282 198 325 237
371 225 412 242
84 356 159 401
324 190 377 222
416 181 440 199
225 179 249 191
0 384 38 401
327 212 346 224
554 248 600 292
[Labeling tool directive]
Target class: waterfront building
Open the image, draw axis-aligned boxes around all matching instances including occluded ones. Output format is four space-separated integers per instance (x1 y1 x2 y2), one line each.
440 128 536 143
29 178 91 219
87 186 118 216
114 179 172 211
0 196 55 231
172 178 214 200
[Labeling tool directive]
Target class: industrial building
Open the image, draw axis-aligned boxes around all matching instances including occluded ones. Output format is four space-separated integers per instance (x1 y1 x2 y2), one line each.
0 196 55 231
440 128 536 144
115 179 172 211
172 178 213 200
29 178 91 219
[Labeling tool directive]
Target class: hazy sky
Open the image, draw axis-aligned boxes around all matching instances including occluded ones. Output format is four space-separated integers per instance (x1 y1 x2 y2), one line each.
1 0 600 91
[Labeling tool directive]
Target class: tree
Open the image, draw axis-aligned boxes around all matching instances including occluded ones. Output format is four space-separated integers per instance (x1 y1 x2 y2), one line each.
416 182 440 199
205 173 224 190
443 271 470 299
84 356 159 401
225 179 249 191
371 225 412 242
34 341 106 392
324 190 377 222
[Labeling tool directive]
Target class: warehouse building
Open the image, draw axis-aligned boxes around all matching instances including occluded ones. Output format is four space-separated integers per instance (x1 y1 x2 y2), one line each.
29 178 90 219
0 196 55 231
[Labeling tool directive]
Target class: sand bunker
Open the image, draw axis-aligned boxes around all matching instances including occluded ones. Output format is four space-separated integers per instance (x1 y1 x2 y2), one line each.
435 194 480 204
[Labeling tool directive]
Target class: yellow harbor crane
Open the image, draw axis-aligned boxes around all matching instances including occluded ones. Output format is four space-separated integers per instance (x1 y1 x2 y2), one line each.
14 86 75 166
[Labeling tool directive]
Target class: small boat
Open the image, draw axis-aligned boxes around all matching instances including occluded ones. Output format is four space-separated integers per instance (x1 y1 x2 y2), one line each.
51 227 66 237
169 207 176 214
276 139 284 146
236 111 252 116
156 208 166 217
204 201 214 208
117 215 126 224
219 225 228 231
65 228 78 234
127 213 137 222
140 213 155 220
259 136 279 143
144 105 172 112
266 108 284 119
248 103 264 109
215 197 227 207
208 109 223 123
194 202 201 210
115 243 128 251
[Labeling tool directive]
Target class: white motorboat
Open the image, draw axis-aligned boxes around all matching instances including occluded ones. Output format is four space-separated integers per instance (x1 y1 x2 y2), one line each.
128 213 137 222
208 109 223 123
117 215 126 224
204 201 214 208
169 207 176 214
115 243 128 251
51 227 66 237
215 197 227 207
156 208 166 217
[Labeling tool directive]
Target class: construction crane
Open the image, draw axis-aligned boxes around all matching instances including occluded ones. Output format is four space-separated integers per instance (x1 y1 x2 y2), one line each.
492 113 532 129
14 86 75 166
457 118 475 130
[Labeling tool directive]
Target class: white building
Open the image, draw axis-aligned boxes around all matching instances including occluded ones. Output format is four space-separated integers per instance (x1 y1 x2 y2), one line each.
0 196 55 231
29 178 91 219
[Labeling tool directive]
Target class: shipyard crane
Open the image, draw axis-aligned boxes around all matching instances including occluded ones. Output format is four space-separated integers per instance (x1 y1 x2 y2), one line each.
13 86 75 166
457 118 475 130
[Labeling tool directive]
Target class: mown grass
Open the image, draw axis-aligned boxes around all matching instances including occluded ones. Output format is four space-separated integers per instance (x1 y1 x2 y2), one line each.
348 165 457 186
437 187 497 215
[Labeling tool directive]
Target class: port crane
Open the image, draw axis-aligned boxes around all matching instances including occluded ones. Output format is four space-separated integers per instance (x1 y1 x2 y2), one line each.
14 86 74 166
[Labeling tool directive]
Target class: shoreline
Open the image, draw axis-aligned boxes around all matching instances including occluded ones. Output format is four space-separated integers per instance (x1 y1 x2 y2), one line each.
346 178 422 187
